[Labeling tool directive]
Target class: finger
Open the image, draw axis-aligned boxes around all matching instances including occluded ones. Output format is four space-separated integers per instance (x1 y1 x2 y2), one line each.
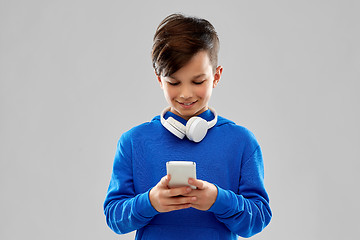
167 196 196 205
161 195 195 207
160 174 171 187
166 203 192 212
166 186 192 197
188 178 205 190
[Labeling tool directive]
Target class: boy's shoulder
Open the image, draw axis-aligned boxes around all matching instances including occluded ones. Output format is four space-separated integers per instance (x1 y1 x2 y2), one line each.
215 115 259 147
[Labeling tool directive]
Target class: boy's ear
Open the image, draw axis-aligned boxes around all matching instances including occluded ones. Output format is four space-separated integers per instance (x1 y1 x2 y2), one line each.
155 70 163 89
213 66 223 88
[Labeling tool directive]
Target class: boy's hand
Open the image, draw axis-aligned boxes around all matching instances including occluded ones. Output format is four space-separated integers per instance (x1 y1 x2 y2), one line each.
185 178 218 211
149 175 196 213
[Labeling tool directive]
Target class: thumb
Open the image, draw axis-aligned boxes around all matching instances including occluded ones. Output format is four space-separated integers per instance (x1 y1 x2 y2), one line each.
160 174 171 187
188 178 205 190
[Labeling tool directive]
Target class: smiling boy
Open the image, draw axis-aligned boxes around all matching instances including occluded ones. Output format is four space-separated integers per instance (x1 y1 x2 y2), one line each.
157 50 222 121
104 13 272 239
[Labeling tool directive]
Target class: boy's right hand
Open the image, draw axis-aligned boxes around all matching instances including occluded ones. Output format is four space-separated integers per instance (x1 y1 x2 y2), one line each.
149 174 196 213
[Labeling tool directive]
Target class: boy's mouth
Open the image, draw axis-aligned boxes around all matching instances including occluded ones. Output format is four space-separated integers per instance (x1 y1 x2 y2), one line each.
177 100 197 108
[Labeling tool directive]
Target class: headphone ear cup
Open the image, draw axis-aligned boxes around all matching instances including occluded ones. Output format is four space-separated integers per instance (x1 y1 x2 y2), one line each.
163 117 186 139
186 117 209 142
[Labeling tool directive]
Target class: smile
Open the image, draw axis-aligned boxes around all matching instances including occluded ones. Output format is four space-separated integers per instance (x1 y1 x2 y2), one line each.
178 101 197 108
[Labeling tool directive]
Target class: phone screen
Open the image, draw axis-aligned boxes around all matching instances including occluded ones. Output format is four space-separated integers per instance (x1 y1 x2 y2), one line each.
166 161 197 189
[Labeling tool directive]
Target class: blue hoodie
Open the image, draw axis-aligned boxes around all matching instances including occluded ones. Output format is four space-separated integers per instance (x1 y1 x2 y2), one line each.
104 109 272 239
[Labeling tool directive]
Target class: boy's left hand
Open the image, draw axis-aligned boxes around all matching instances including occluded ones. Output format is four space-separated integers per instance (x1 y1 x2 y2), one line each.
184 178 218 211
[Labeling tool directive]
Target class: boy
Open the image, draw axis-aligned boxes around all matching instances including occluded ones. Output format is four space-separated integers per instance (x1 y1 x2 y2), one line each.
104 13 272 239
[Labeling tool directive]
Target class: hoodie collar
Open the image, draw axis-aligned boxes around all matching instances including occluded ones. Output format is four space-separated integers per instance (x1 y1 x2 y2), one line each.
164 109 215 126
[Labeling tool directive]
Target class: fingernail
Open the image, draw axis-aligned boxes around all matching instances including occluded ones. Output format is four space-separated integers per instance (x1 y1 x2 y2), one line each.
188 179 193 184
186 187 191 192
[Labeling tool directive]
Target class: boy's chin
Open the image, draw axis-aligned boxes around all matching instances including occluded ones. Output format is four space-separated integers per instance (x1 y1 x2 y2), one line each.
171 106 207 120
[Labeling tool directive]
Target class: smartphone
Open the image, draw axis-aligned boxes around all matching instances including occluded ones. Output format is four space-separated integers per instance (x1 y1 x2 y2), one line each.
166 161 197 189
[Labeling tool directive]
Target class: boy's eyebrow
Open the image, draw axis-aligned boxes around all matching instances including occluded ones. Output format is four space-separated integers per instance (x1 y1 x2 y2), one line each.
169 74 207 81
191 74 207 80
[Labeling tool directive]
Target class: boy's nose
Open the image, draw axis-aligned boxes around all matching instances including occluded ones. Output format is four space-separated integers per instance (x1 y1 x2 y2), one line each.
179 85 193 99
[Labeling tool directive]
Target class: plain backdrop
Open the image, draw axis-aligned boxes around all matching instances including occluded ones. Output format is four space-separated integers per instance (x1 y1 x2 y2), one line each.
1 0 359 239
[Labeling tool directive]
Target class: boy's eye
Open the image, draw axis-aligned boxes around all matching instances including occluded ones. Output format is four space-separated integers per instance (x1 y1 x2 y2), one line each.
194 81 205 85
167 80 205 86
168 82 179 86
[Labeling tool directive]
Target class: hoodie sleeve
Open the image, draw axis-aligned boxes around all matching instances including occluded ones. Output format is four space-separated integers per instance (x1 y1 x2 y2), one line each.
103 133 159 234
207 146 272 238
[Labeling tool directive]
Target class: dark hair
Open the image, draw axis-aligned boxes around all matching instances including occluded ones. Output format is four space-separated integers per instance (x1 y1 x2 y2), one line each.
152 13 220 77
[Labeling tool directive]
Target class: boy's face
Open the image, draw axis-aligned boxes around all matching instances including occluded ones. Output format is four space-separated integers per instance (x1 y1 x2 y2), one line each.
157 51 223 120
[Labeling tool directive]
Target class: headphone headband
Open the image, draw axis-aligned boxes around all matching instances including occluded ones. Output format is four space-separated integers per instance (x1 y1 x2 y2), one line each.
160 107 218 142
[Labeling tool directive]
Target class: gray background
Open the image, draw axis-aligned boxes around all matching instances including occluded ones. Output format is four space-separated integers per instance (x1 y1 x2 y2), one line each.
1 0 359 239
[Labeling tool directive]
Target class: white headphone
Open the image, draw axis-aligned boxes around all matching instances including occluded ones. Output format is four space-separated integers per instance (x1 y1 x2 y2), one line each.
160 107 218 143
